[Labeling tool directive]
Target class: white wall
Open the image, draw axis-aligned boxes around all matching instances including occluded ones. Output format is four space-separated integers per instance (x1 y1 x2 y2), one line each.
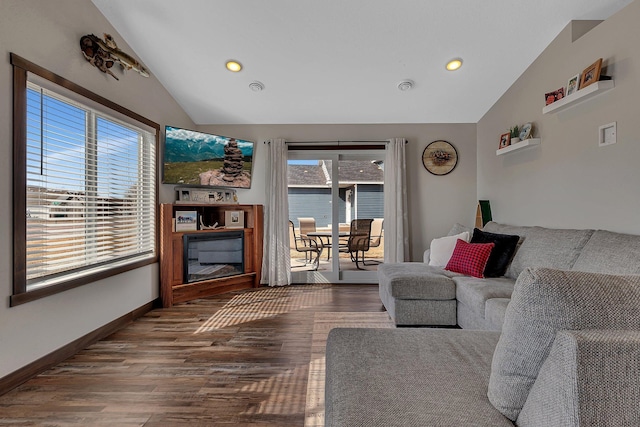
191 123 478 260
0 0 195 378
477 0 640 234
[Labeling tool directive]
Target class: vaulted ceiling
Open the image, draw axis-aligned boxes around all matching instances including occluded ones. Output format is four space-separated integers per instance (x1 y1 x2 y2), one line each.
92 0 633 125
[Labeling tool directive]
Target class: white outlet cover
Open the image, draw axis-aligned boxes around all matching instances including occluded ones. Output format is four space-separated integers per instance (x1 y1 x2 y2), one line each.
599 122 617 147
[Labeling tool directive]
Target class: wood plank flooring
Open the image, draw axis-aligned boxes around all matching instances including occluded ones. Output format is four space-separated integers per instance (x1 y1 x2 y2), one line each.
0 284 392 426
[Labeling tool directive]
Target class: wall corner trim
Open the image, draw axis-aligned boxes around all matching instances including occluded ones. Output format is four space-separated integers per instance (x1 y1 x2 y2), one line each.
571 20 603 42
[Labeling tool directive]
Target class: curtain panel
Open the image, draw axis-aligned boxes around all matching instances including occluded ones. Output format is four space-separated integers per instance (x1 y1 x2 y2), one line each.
384 138 410 262
260 139 291 286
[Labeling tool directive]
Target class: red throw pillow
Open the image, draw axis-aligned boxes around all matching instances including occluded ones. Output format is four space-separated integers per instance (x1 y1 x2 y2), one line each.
445 239 495 278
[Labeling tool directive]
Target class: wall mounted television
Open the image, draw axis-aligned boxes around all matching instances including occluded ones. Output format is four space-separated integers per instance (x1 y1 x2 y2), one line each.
162 126 254 188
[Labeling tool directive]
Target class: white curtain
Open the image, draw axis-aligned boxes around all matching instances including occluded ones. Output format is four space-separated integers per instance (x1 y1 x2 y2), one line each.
260 138 291 286
384 138 410 262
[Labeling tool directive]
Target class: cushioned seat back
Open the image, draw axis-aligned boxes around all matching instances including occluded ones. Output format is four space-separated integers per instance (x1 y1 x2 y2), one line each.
488 268 640 421
572 229 640 274
482 222 593 279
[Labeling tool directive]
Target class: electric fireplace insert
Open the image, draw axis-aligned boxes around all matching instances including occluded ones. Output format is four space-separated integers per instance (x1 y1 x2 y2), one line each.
183 231 244 283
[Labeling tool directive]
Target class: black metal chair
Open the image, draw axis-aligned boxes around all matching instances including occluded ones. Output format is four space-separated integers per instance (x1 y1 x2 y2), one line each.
339 218 373 270
289 220 321 270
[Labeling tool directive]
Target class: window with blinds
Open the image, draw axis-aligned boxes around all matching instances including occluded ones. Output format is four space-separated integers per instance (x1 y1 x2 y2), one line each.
23 81 157 291
10 52 159 305
25 82 156 290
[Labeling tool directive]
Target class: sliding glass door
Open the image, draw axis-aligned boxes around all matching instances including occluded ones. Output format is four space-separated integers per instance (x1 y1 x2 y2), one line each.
288 148 384 283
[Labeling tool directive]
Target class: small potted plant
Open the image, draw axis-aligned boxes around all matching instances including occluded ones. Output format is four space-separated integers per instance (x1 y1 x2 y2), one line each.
509 125 520 144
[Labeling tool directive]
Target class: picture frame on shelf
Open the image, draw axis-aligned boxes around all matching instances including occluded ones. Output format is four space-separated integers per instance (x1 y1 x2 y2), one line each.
545 87 564 105
499 133 511 149
519 122 533 140
566 74 580 96
579 58 602 89
178 189 191 202
175 187 238 204
175 210 198 231
225 210 245 228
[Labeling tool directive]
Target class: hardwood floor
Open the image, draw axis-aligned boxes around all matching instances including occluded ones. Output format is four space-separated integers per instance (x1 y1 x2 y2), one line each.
0 284 392 426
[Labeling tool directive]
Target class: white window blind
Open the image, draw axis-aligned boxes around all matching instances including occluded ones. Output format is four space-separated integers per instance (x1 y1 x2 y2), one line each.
25 81 156 290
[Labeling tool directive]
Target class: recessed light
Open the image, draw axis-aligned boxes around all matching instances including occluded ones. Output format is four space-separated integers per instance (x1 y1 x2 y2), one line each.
446 59 463 71
226 60 242 72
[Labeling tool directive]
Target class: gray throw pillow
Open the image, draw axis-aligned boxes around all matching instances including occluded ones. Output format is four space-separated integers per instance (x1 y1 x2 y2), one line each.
487 267 640 421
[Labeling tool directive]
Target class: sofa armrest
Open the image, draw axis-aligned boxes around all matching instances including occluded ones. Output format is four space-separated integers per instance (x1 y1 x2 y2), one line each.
423 249 431 263
517 329 640 427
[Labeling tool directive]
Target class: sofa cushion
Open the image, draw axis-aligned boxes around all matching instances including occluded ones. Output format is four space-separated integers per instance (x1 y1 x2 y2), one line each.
377 262 457 300
482 222 594 279
471 228 520 277
453 276 515 320
445 239 495 278
485 298 511 331
325 328 513 427
428 231 470 267
488 268 640 421
571 229 640 274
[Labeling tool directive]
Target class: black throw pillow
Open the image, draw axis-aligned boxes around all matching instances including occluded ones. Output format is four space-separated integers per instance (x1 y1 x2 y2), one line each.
470 228 520 277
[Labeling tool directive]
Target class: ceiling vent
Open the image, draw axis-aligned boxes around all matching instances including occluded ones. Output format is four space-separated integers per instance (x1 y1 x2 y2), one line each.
249 81 265 92
397 80 414 91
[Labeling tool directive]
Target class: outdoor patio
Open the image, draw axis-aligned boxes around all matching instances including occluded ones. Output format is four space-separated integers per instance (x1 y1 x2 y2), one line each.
290 236 384 272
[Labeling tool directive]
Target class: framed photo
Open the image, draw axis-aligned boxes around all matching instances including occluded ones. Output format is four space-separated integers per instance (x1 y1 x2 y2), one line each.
225 210 244 228
579 58 602 90
175 210 198 231
566 74 580 96
519 123 533 140
499 133 511 149
545 87 564 105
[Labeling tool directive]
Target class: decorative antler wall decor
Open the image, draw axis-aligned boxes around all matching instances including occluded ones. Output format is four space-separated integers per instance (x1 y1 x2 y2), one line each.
80 33 149 80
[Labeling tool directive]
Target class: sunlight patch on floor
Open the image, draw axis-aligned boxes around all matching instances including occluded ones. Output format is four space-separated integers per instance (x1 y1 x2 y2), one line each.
195 285 333 332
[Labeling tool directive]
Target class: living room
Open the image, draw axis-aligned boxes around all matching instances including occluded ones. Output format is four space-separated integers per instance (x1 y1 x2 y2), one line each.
1 0 639 424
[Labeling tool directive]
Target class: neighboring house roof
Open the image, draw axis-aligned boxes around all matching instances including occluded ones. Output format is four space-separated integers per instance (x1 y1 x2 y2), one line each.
333 160 383 184
288 160 383 187
288 163 328 187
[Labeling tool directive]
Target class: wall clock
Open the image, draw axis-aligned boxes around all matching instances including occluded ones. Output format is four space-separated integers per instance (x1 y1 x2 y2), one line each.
422 140 458 176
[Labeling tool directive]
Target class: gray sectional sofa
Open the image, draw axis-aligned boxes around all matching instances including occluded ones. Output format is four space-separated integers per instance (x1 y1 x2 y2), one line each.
325 223 640 426
379 221 640 328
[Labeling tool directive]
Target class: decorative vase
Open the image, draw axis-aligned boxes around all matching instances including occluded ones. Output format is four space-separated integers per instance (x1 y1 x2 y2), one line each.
511 136 520 144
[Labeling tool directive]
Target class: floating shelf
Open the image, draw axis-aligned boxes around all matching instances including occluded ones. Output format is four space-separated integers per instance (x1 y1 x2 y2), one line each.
496 138 540 156
542 80 614 114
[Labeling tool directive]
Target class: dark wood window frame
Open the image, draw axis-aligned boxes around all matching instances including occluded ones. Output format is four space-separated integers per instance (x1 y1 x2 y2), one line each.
11 53 160 306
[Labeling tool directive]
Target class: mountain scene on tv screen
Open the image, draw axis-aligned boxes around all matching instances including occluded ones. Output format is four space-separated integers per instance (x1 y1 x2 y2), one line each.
164 127 253 188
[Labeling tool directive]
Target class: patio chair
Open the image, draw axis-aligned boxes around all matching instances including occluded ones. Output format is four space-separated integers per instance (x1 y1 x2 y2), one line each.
298 217 317 263
298 217 317 238
339 218 373 270
289 220 321 270
369 218 384 248
363 218 383 265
